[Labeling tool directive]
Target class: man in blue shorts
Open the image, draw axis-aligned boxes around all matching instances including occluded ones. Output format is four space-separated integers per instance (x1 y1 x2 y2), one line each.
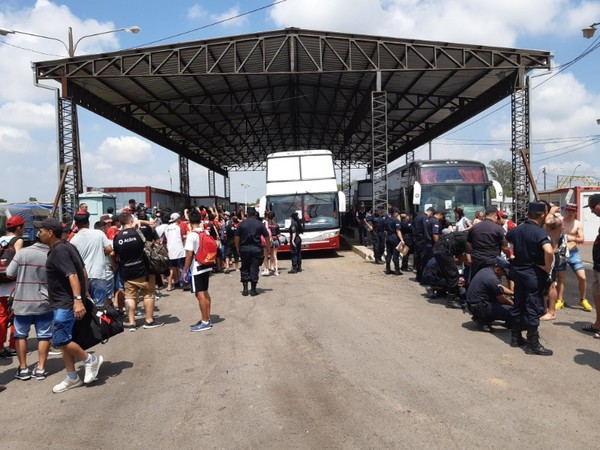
183 209 214 332
6 229 53 380
38 218 103 393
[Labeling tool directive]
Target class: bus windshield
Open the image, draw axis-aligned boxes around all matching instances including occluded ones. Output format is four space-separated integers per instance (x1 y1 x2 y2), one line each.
420 184 490 222
267 193 340 231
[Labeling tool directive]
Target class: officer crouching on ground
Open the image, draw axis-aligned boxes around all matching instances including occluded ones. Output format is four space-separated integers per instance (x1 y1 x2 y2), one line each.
466 257 514 332
506 201 554 356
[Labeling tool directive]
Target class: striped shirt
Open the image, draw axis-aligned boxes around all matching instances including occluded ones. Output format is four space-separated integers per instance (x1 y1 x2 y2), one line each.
6 243 52 316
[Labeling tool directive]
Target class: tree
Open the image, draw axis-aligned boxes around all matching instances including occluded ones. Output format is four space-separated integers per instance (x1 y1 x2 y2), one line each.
487 159 512 197
0 198 6 203
28 196 38 202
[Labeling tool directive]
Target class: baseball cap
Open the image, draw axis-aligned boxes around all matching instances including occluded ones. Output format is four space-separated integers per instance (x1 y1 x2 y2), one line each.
528 202 546 214
584 194 600 209
565 202 577 210
99 214 113 223
34 217 63 234
169 212 180 223
6 215 25 228
494 256 510 271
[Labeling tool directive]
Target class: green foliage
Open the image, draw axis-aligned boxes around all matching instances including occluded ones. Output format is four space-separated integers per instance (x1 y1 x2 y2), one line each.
487 159 512 197
28 197 38 202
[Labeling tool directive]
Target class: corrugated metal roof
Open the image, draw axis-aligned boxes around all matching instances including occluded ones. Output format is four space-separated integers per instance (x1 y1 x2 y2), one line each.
34 28 551 176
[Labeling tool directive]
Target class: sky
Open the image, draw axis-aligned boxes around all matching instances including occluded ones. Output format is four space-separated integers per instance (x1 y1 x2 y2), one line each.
1 0 600 205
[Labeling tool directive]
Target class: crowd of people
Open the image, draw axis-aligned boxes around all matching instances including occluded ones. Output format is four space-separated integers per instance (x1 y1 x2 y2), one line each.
355 193 600 356
0 199 303 393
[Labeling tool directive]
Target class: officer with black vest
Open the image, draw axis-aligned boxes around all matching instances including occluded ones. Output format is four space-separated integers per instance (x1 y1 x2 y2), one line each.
433 229 468 308
366 208 386 264
384 208 404 275
506 202 554 356
412 207 433 282
235 208 270 297
466 257 514 332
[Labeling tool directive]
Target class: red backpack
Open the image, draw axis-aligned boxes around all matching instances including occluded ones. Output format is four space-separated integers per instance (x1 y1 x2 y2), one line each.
194 231 217 266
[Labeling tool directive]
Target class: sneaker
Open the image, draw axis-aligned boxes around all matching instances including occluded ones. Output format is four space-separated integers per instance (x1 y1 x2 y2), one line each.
261 269 270 276
580 298 593 312
555 299 565 310
32 365 49 380
134 309 145 319
48 346 62 356
190 321 212 332
15 367 31 381
273 271 280 277
189 320 203 328
0 348 16 358
84 355 104 383
52 375 83 393
124 323 138 332
143 320 165 329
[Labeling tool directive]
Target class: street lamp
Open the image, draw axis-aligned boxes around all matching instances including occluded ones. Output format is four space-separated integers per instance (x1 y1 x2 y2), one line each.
0 25 140 57
582 22 600 39
241 183 250 213
570 164 582 187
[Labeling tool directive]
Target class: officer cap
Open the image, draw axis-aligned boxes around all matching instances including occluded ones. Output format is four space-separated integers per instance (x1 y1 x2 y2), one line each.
494 256 510 271
528 202 546 214
584 194 600 209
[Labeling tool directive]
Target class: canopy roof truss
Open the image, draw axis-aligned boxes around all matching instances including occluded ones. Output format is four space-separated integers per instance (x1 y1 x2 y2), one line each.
34 28 551 176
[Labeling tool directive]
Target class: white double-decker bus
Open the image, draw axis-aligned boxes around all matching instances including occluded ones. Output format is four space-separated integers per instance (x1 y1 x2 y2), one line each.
258 150 346 252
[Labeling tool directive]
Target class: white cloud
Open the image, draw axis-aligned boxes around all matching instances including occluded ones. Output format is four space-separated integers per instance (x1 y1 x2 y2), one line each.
97 136 154 164
0 125 36 154
187 4 206 20
0 101 55 128
211 6 248 27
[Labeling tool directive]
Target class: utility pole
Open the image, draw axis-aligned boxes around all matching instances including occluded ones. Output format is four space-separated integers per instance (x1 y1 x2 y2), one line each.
542 167 546 190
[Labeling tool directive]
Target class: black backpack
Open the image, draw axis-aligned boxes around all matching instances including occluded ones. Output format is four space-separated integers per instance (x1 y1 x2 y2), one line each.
0 236 20 283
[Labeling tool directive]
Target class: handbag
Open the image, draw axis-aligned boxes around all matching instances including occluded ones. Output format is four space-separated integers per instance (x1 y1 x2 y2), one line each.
72 298 124 350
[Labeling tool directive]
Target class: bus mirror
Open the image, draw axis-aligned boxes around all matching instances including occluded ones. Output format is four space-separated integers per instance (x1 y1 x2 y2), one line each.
491 180 504 202
412 181 421 205
338 191 347 213
258 196 266 217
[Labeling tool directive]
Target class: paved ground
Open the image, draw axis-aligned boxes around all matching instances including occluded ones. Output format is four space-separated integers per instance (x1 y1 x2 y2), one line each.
1 244 600 449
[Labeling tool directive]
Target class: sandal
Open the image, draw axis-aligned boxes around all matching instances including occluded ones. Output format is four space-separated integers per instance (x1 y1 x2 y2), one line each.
166 287 175 292
582 324 600 333
594 332 600 340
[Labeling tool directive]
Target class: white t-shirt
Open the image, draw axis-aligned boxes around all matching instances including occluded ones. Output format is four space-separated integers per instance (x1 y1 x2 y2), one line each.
155 223 168 239
164 222 185 259
70 228 112 280
0 234 18 297
455 217 470 231
184 228 212 275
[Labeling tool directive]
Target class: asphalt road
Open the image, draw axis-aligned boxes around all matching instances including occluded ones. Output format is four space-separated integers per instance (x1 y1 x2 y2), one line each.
2 248 600 449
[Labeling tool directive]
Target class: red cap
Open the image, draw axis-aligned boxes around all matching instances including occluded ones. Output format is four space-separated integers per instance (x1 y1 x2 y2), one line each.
6 216 25 228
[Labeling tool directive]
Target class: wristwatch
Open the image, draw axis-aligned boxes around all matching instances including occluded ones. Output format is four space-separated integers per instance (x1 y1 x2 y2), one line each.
74 295 83 300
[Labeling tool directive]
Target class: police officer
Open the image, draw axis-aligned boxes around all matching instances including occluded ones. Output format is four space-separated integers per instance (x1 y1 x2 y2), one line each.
433 230 468 308
366 208 386 264
466 257 514 332
422 209 442 273
235 208 270 296
399 213 413 271
506 202 554 356
412 207 434 282
384 208 404 275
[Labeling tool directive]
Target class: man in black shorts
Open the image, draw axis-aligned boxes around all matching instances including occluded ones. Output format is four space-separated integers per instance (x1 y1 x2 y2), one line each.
183 210 214 332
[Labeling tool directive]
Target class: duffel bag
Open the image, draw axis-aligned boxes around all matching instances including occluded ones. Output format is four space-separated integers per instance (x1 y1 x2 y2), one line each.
72 298 124 350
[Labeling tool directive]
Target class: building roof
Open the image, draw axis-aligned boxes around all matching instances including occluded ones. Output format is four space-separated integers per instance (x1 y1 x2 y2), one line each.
34 28 551 176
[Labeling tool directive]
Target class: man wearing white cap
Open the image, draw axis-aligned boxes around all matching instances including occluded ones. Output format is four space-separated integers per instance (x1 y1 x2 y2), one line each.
164 212 185 291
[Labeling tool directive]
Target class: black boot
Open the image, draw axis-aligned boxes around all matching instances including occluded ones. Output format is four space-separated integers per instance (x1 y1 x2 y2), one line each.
250 282 258 296
242 282 249 296
510 324 526 347
394 267 403 275
385 263 393 275
446 294 462 309
525 328 553 356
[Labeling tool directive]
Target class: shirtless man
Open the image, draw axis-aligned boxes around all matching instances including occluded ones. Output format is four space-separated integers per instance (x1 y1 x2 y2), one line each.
540 202 563 321
555 202 591 312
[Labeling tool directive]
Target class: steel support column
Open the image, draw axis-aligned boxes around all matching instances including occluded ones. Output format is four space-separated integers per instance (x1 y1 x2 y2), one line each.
405 150 414 164
208 170 216 197
224 175 230 200
511 74 530 224
371 91 388 213
179 155 189 196
340 151 351 209
57 96 82 221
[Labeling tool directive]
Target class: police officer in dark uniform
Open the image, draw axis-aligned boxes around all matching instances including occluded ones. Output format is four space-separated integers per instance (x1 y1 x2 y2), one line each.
367 208 386 264
466 257 514 332
433 230 468 308
506 202 554 355
235 208 270 296
412 207 434 282
422 209 442 273
384 208 404 275
399 213 413 271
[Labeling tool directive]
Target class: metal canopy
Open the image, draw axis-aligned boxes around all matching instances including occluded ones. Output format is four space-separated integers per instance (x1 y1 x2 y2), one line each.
33 28 551 176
